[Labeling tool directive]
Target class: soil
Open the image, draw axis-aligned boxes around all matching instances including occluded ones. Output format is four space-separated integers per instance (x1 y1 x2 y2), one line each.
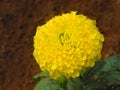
0 0 120 90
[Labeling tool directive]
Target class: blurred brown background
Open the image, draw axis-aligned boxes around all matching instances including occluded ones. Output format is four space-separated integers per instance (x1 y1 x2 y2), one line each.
0 0 120 90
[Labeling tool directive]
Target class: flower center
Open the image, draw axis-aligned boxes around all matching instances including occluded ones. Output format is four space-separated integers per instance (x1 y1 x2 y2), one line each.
59 33 70 45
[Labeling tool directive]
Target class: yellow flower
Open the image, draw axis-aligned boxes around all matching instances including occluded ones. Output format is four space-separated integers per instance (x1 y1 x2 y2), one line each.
33 11 104 79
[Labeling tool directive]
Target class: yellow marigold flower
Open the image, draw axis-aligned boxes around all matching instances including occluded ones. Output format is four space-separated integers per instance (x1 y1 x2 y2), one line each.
33 11 104 79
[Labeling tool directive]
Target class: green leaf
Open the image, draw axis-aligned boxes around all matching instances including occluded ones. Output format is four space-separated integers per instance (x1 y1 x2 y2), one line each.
103 71 120 85
114 57 120 70
102 56 120 72
84 60 105 80
34 77 63 90
33 71 50 80
83 82 106 90
67 77 83 90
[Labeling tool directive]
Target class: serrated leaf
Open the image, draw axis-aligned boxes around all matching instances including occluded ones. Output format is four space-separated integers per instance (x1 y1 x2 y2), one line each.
34 77 63 90
33 71 50 80
114 57 120 70
84 60 105 80
102 56 120 72
83 82 106 90
103 71 120 85
67 78 83 90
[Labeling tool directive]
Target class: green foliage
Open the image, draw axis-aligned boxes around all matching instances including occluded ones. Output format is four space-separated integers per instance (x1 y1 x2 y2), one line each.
34 77 64 90
83 56 120 90
102 56 120 71
83 82 106 90
66 77 83 90
33 71 50 80
103 71 120 84
33 56 120 90
83 60 105 80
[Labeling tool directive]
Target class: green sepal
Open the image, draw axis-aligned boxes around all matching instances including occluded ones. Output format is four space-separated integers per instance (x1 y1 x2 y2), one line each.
33 71 50 83
33 71 50 79
56 75 67 87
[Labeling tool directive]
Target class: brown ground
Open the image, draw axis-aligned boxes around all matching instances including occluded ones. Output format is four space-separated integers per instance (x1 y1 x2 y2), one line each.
0 0 120 90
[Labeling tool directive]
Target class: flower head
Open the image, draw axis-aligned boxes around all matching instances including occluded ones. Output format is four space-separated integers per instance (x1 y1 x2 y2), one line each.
33 11 104 79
